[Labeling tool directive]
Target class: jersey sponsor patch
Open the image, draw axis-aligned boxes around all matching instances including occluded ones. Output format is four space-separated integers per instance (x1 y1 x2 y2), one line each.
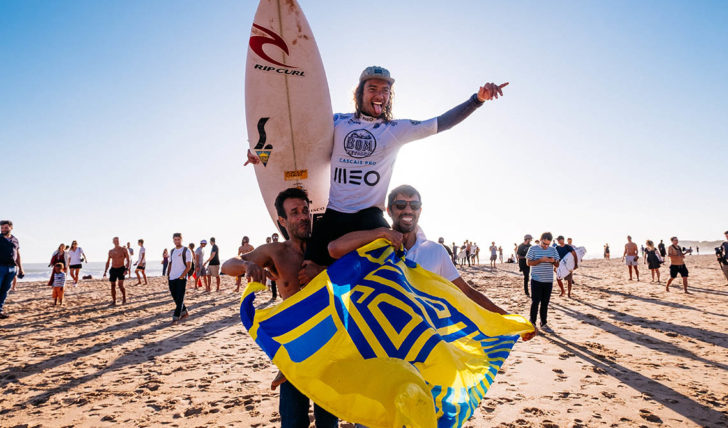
343 129 377 158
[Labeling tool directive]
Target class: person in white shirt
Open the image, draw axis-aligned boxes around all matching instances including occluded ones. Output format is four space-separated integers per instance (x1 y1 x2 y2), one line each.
248 66 509 278
134 239 147 286
67 240 87 286
167 233 192 324
328 184 535 344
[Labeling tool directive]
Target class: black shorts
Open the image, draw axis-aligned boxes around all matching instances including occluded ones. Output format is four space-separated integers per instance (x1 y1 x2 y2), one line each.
304 207 390 266
669 264 689 278
136 265 146 270
69 264 82 269
109 266 126 282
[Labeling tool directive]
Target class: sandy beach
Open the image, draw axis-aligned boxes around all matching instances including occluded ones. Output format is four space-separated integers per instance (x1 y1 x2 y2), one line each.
1 255 726 427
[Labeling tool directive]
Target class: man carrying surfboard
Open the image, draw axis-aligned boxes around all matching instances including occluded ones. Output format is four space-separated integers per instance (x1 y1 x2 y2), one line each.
249 66 509 276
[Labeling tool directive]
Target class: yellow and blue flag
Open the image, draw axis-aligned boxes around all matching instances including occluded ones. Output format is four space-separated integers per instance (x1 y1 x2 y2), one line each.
240 239 534 428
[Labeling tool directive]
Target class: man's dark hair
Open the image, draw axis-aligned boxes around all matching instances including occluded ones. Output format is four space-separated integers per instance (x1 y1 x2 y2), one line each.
210 237 215 243
670 236 678 241
173 233 182 239
138 239 144 245
274 187 310 219
556 235 565 241
0 220 12 227
541 232 553 241
387 184 421 208
354 80 394 122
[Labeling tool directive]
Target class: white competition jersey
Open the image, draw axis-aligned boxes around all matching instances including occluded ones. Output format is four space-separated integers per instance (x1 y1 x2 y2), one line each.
327 113 437 213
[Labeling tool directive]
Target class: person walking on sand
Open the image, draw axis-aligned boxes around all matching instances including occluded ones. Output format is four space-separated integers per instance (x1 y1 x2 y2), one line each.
658 240 666 260
67 240 87 286
526 232 560 332
452 242 458 265
48 262 66 306
195 240 209 290
187 243 196 284
517 235 533 297
203 237 222 292
221 188 338 428
622 236 640 281
103 237 130 305
554 235 578 298
666 237 690 293
604 243 610 259
235 236 255 292
0 220 24 319
489 242 497 269
473 242 480 264
133 239 147 286
719 230 728 283
498 246 503 263
168 233 192 323
645 240 663 283
161 249 169 276
49 243 68 273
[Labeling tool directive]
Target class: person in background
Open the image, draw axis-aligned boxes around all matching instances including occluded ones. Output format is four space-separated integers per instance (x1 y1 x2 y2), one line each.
195 240 208 290
134 239 147 286
517 235 532 297
553 235 577 298
67 240 87 286
0 220 23 319
622 236 640 281
161 249 169 277
473 242 480 264
49 243 68 274
103 237 129 305
719 231 728 283
526 232 560 332
204 237 222 292
168 233 192 323
125 242 134 278
235 237 255 292
658 240 666 260
498 246 503 263
645 240 663 283
187 243 196 285
604 243 610 259
439 237 453 262
48 262 66 306
451 242 458 265
489 242 497 269
666 236 690 293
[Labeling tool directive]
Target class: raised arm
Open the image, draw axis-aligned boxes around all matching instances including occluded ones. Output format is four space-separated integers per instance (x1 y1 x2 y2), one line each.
328 228 403 260
436 82 508 133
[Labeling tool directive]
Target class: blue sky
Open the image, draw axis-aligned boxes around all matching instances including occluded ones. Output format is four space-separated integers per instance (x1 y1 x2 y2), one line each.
2 0 726 263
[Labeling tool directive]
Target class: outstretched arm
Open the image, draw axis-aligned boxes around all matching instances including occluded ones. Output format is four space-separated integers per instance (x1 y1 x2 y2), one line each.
221 244 275 283
436 82 508 133
328 228 404 259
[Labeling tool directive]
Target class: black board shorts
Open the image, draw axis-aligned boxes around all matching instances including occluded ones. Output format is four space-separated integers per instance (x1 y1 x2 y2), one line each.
109 266 126 282
135 265 146 270
304 207 390 266
669 264 689 278
69 264 82 269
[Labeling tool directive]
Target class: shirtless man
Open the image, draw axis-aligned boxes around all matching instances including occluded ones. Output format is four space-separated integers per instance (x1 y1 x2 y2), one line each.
103 237 130 305
234 236 255 292
221 188 338 428
621 235 640 281
666 236 690 293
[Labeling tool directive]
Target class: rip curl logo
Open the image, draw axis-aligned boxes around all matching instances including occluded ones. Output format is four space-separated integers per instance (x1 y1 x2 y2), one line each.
343 129 377 158
249 24 296 69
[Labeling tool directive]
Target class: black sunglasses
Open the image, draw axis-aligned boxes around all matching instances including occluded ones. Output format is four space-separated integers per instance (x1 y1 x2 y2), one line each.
392 200 422 210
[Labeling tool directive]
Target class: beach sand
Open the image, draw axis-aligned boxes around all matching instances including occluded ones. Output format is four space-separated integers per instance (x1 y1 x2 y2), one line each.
1 255 726 427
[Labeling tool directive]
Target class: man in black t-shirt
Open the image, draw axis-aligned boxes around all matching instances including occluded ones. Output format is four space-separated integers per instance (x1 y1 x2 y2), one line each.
204 237 222 292
517 234 533 297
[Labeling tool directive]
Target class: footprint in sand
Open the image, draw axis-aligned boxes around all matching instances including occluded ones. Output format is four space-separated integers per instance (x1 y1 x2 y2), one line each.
639 409 663 423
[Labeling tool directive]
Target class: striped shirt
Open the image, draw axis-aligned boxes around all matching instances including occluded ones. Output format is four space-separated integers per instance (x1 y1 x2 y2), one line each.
526 245 560 283
53 272 66 288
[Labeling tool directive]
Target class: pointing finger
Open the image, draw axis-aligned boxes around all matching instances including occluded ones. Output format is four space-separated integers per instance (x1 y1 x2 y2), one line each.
499 82 509 89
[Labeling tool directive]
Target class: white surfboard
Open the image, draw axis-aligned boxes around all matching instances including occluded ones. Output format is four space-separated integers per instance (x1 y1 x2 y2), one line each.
556 246 586 280
245 0 333 231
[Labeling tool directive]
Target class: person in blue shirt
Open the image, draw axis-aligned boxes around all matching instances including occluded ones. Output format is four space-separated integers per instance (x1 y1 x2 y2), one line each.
553 235 578 298
526 232 560 332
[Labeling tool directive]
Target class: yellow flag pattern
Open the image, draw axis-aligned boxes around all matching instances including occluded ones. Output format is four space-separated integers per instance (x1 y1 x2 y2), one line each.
240 239 535 428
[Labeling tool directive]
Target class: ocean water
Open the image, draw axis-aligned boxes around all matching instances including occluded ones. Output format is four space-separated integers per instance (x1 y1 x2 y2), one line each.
17 261 165 282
